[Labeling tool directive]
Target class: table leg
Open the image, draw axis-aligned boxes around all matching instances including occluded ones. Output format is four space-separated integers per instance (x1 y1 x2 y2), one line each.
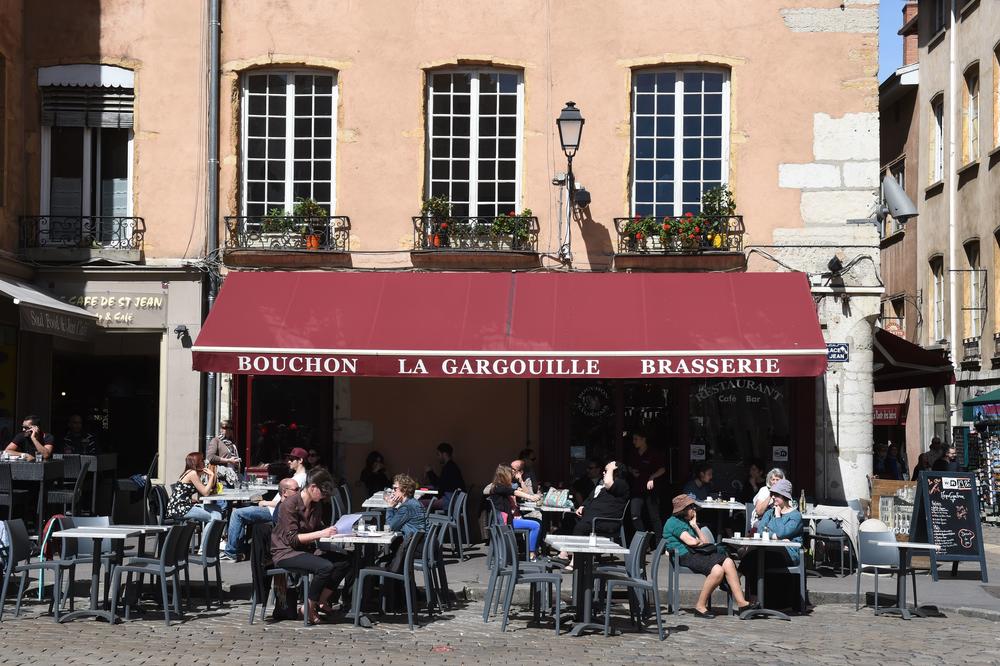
740 548 791 621
58 538 116 623
875 549 929 620
36 481 46 535
345 545 372 628
91 470 98 515
568 553 604 637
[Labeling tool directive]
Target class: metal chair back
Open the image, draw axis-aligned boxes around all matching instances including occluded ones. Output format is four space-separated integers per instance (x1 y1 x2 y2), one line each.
339 483 353 513
624 530 650 577
5 519 32 570
858 528 897 569
71 516 112 556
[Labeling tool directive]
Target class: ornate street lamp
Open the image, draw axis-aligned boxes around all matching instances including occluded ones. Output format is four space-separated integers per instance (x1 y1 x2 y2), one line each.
556 102 585 208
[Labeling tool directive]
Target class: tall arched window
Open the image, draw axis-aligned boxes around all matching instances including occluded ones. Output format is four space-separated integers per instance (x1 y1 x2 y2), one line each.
929 94 944 183
964 65 980 163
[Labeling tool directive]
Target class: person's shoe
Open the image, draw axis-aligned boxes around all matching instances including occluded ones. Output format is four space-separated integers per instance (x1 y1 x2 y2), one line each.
219 551 236 562
692 608 715 619
737 601 760 612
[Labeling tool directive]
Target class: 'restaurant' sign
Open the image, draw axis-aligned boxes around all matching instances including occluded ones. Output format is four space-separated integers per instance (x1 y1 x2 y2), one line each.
191 351 822 378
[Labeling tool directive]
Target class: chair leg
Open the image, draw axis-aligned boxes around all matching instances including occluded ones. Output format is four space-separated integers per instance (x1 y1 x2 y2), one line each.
652 586 665 641
553 579 561 635
352 572 365 626
52 569 63 622
873 572 879 613
249 588 257 625
404 576 416 630
215 562 223 607
172 575 182 617
302 576 311 627
603 581 614 636
499 573 517 633
14 571 28 617
0 569 10 622
160 576 171 626
911 570 918 607
109 568 122 622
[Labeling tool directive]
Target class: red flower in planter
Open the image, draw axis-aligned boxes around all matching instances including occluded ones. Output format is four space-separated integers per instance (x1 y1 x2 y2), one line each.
693 226 700 233
662 223 670 231
635 232 644 240
439 222 448 229
684 212 693 218
508 211 516 217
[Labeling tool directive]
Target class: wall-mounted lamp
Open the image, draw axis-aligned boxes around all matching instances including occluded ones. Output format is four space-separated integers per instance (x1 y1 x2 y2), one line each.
174 324 193 349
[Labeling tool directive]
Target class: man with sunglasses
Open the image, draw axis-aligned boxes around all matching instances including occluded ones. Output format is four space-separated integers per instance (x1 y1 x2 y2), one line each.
4 415 54 461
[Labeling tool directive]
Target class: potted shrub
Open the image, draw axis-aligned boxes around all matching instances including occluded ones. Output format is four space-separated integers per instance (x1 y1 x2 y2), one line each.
700 186 736 249
260 207 293 247
292 197 329 250
621 214 659 252
421 195 452 248
492 208 532 250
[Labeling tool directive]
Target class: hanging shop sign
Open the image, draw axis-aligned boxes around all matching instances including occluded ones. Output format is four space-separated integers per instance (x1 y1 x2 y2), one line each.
19 305 94 341
873 403 907 426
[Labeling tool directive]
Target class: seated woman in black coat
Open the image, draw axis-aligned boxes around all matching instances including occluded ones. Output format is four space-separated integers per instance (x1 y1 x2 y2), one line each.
553 460 628 570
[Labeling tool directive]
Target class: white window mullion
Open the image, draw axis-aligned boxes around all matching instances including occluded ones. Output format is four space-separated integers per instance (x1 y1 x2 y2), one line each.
284 75 295 211
721 75 732 186
468 72 481 216
94 129 103 216
40 127 51 216
514 75 524 209
672 74 683 216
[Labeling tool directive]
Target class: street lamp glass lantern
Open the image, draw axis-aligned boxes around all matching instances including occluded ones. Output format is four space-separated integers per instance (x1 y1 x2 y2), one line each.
557 101 584 157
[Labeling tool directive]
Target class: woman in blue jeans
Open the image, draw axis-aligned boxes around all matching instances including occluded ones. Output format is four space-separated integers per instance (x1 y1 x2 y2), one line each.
166 451 223 529
486 465 543 561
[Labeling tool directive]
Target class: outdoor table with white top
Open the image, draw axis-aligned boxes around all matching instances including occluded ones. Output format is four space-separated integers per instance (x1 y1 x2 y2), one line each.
321 529 400 627
873 540 941 619
361 488 437 509
545 534 629 636
50 526 142 623
722 536 803 621
520 502 573 514
696 498 746 537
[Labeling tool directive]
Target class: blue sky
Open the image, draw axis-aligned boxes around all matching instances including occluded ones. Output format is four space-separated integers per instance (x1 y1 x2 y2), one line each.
879 0 906 81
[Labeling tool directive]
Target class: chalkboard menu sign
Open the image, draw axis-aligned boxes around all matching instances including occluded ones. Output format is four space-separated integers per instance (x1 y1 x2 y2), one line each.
909 471 988 582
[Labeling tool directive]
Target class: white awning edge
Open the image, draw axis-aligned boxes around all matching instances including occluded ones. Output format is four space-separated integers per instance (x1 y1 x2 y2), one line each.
0 277 97 320
38 64 134 88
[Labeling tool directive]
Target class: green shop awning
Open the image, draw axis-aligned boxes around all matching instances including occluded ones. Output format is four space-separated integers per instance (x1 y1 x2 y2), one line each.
963 388 1000 421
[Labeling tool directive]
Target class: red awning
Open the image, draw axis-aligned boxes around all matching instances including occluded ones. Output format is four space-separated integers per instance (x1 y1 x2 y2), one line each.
192 271 828 378
873 328 954 392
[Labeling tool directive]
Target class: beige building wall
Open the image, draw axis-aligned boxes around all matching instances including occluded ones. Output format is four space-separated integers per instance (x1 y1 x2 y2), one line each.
0 0 25 262
915 0 1000 439
11 0 880 497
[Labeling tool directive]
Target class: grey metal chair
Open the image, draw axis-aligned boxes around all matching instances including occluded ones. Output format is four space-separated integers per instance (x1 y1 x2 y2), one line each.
109 523 187 626
603 539 669 640
247 522 312 627
339 483 353 513
7 517 87 622
481 523 554 623
811 518 853 576
439 491 468 560
496 525 562 635
47 459 91 516
855 527 917 613
352 531 426 630
596 531 650 615
0 465 27 521
186 518 226 608
414 519 450 614
666 525 734 615
592 498 630 546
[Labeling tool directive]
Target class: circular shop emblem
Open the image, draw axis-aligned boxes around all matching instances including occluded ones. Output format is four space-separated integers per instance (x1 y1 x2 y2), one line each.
576 385 611 418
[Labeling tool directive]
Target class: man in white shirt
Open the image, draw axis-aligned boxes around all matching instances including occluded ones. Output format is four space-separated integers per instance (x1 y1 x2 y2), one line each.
287 447 309 489
221 478 298 561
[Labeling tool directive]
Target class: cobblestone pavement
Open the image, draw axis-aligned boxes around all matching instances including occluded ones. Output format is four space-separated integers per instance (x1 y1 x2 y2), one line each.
2 597 999 665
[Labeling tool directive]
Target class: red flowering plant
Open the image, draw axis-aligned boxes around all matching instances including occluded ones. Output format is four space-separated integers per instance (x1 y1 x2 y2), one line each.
621 214 660 250
421 195 453 247
674 211 706 243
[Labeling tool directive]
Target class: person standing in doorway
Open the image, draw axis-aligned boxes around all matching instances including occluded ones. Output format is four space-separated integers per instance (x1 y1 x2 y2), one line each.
207 420 242 487
425 441 466 511
59 414 99 455
627 429 666 534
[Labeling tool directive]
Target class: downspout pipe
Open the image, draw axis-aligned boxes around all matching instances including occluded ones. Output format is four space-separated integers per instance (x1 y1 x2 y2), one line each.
204 0 221 450
947 0 959 430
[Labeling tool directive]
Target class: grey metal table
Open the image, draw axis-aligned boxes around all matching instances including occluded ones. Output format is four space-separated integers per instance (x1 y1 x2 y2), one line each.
545 535 629 636
1 459 64 530
321 531 400 627
874 540 941 619
51 526 141 623
723 537 803 621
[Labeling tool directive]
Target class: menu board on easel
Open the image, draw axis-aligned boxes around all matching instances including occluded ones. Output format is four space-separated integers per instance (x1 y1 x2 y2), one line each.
909 471 988 582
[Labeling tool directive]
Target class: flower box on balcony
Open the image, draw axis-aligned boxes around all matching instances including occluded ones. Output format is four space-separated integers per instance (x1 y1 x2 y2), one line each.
410 214 541 269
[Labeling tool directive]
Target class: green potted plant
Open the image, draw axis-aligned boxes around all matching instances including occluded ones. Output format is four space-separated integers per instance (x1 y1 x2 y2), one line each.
421 195 452 248
492 208 532 250
292 197 329 249
258 207 293 247
699 185 736 248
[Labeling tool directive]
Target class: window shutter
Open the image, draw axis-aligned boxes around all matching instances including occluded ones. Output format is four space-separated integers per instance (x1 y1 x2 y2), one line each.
41 86 134 128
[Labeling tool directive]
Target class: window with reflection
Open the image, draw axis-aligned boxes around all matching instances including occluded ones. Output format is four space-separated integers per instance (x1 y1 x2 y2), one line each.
631 69 730 216
241 70 337 216
426 70 523 217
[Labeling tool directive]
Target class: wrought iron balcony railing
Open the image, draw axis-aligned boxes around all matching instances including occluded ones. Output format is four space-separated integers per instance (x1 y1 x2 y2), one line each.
412 215 539 252
20 216 145 250
224 215 351 251
613 215 745 254
963 336 981 362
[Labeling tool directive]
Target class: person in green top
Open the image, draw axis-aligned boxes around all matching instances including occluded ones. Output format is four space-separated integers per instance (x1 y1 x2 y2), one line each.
663 494 754 618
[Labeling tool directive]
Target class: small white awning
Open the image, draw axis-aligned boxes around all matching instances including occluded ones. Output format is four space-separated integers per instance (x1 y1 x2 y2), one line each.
0 277 97 341
38 64 134 88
